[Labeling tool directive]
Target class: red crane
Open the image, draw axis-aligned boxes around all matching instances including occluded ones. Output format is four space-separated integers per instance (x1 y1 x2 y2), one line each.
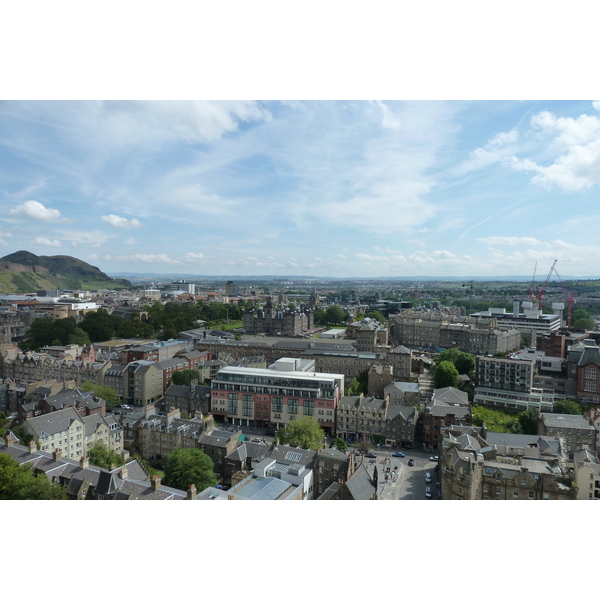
552 264 576 327
534 259 557 310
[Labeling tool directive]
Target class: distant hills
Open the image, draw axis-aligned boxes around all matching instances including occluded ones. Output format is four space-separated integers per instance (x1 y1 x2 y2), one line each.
0 251 131 293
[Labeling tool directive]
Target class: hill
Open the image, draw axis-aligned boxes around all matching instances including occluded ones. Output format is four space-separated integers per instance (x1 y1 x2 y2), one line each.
0 251 131 293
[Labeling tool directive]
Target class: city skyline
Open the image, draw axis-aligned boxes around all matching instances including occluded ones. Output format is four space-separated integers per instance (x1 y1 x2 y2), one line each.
2 100 600 279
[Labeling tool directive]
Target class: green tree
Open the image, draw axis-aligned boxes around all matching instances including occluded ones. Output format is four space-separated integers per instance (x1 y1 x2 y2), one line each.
277 416 326 451
81 380 120 410
88 442 125 470
0 454 68 499
553 399 584 415
365 310 386 323
163 447 217 492
169 369 198 386
434 348 475 375
324 305 347 325
330 437 348 452
518 409 538 434
433 360 460 388
573 317 596 330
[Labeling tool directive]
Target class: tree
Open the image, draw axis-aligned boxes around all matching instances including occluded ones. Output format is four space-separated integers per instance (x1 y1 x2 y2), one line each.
0 454 68 499
365 310 386 324
169 369 198 386
573 317 596 331
277 416 325 451
433 360 460 388
553 399 584 415
324 305 347 325
330 437 348 452
81 380 120 410
88 443 125 470
163 447 217 492
434 348 475 375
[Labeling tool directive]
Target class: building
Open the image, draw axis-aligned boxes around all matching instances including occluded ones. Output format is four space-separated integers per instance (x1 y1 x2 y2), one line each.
421 387 471 451
336 395 389 444
384 381 421 407
573 448 600 500
21 406 123 460
210 366 343 435
439 425 576 500
242 296 313 336
537 412 596 459
566 339 600 404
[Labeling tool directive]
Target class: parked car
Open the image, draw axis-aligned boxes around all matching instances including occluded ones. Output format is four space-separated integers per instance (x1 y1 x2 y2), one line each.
425 486 432 498
392 451 405 458
425 472 432 483
429 456 439 462
366 452 377 458
408 459 415 466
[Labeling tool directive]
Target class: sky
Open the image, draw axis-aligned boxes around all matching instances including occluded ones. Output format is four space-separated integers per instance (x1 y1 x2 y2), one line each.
2 100 600 279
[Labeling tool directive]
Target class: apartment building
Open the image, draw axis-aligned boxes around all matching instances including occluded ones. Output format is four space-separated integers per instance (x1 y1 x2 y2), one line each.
439 425 576 500
573 449 600 500
21 406 122 460
537 412 596 459
421 387 471 450
210 366 343 435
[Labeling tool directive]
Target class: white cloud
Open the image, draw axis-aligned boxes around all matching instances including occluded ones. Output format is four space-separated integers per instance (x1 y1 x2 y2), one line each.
454 129 519 176
35 237 62 248
477 236 541 246
101 214 142 229
511 107 600 191
9 200 62 221
98 253 182 265
184 253 204 262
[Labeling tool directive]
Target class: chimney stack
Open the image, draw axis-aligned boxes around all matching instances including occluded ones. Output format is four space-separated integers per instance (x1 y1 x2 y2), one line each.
28 440 37 454
53 447 62 461
4 432 14 447
80 455 89 469
187 484 197 500
120 463 128 479
151 475 161 490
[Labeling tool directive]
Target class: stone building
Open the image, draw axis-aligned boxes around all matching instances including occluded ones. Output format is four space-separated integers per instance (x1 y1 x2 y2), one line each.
243 296 313 336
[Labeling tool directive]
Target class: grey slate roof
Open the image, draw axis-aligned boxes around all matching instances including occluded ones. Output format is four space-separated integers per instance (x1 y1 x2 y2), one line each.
344 463 377 500
26 407 82 437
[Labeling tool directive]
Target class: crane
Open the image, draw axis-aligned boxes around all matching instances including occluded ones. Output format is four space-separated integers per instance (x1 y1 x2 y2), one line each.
534 259 557 310
528 262 537 302
551 263 576 327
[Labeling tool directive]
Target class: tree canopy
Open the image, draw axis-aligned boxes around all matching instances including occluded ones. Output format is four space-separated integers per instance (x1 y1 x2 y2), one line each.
0 453 68 499
277 416 325 451
163 447 217 492
330 437 348 452
81 380 120 410
169 369 198 386
88 442 125 470
553 399 585 415
434 348 475 375
433 360 460 389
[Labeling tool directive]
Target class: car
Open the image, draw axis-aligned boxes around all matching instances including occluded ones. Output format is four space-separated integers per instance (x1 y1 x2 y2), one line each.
354 450 361 456
425 472 432 483
408 459 415 466
392 451 405 458
425 486 432 498
365 452 377 458
429 456 439 462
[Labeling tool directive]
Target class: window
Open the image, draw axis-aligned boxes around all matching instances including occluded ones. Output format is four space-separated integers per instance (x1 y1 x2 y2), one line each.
288 398 299 414
272 397 283 413
228 396 238 414
304 400 315 416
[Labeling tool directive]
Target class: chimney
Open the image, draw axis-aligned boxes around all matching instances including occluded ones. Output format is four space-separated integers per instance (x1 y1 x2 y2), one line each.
109 463 116 471
120 463 128 479
28 440 37 454
53 447 62 461
228 494 235 500
151 475 161 490
4 432 14 447
80 455 89 469
187 484 197 500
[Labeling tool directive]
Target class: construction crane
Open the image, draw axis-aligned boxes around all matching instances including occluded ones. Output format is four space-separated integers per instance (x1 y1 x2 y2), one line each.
534 259 557 310
551 263 576 327
528 262 537 302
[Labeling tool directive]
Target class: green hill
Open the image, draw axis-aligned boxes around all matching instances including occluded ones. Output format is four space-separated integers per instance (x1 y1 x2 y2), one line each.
0 251 131 293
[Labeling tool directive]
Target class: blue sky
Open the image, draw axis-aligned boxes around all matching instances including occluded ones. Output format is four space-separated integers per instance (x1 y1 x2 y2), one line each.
2 100 600 279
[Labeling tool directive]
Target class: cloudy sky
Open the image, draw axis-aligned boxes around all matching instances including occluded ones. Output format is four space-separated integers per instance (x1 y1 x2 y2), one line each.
1 99 599 279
